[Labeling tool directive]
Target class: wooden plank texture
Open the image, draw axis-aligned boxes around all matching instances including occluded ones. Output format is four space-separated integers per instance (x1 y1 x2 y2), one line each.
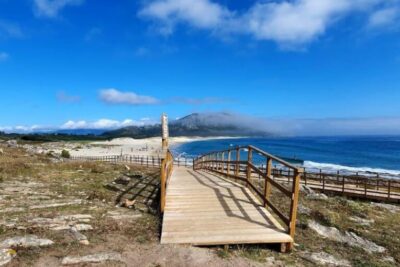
161 167 292 245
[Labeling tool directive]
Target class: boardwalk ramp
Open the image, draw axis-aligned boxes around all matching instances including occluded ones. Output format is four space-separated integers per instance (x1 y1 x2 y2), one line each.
161 167 292 246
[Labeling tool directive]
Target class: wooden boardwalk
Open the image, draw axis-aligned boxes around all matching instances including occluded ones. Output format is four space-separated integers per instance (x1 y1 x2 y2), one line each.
161 167 293 246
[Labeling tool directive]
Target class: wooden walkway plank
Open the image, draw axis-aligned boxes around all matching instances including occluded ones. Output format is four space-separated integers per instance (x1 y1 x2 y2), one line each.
161 167 292 246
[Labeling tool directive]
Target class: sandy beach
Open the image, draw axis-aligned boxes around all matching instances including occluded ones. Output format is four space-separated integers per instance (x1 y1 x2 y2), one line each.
68 136 235 158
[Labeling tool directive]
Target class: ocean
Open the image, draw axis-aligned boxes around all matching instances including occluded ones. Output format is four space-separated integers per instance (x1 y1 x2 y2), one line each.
173 136 400 178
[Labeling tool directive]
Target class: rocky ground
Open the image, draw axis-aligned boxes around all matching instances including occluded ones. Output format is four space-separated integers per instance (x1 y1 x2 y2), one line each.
0 139 399 266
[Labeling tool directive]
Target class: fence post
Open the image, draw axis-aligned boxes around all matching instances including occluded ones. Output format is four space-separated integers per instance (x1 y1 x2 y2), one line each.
221 152 225 173
388 180 391 199
227 150 231 175
235 148 240 176
342 176 345 194
322 174 325 192
246 147 253 186
287 168 302 251
364 179 367 196
264 157 272 206
304 171 307 186
160 158 166 213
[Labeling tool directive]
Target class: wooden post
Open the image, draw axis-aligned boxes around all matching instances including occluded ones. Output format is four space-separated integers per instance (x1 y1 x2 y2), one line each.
304 171 307 186
364 179 367 196
287 168 302 251
264 157 272 206
227 150 231 175
160 158 166 212
235 148 240 176
221 152 225 173
342 176 345 194
161 113 169 151
246 147 253 186
388 180 391 199
322 174 326 192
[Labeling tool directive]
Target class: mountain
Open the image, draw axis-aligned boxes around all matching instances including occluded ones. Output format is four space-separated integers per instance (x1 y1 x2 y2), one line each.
103 112 270 138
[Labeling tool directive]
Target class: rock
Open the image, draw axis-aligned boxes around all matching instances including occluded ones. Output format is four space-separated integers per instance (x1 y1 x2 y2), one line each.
370 202 400 214
382 256 396 264
6 140 17 148
68 227 89 246
349 216 374 226
308 220 386 253
0 249 16 266
0 235 54 249
300 185 316 195
264 256 285 266
307 193 329 200
106 210 142 220
30 200 82 210
300 252 351 267
298 204 312 215
114 176 131 185
74 224 93 231
61 252 122 265
0 207 26 214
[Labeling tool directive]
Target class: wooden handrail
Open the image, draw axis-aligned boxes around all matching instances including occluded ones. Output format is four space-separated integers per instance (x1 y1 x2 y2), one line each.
193 145 303 251
160 150 174 213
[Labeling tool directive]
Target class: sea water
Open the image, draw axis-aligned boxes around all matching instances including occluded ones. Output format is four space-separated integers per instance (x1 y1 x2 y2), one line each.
173 136 400 178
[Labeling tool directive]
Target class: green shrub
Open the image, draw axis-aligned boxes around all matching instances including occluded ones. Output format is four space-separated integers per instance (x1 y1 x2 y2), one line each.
61 150 71 159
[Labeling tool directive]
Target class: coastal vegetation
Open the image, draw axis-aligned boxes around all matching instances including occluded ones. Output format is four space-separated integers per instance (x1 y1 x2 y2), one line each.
0 141 398 266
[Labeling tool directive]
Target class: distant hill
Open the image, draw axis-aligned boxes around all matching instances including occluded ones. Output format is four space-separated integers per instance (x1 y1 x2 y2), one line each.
103 112 270 138
0 112 270 142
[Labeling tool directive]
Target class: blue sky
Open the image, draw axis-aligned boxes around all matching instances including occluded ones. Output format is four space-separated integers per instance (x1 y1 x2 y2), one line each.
1 0 400 134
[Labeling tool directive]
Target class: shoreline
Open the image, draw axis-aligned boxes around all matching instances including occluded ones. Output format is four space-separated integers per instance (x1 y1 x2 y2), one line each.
46 135 400 180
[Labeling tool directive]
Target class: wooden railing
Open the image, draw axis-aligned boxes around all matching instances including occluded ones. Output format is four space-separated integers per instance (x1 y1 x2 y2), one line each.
193 145 304 251
70 155 163 167
160 150 174 213
70 154 193 168
273 169 400 202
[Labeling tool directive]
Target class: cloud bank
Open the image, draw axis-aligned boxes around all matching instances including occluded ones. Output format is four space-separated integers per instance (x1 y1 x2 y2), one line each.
140 0 400 48
0 117 156 133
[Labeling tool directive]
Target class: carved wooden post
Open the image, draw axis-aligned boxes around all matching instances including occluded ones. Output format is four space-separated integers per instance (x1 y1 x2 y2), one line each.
161 113 169 151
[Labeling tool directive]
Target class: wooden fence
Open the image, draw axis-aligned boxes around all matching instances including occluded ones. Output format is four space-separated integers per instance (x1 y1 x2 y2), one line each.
193 145 304 252
271 168 400 202
70 154 194 168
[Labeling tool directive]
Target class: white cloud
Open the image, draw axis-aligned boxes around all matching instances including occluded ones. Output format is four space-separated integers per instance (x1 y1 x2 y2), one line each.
139 0 231 35
139 0 400 47
59 118 156 130
33 0 85 18
0 118 156 133
368 7 400 28
0 52 9 62
99 89 160 105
